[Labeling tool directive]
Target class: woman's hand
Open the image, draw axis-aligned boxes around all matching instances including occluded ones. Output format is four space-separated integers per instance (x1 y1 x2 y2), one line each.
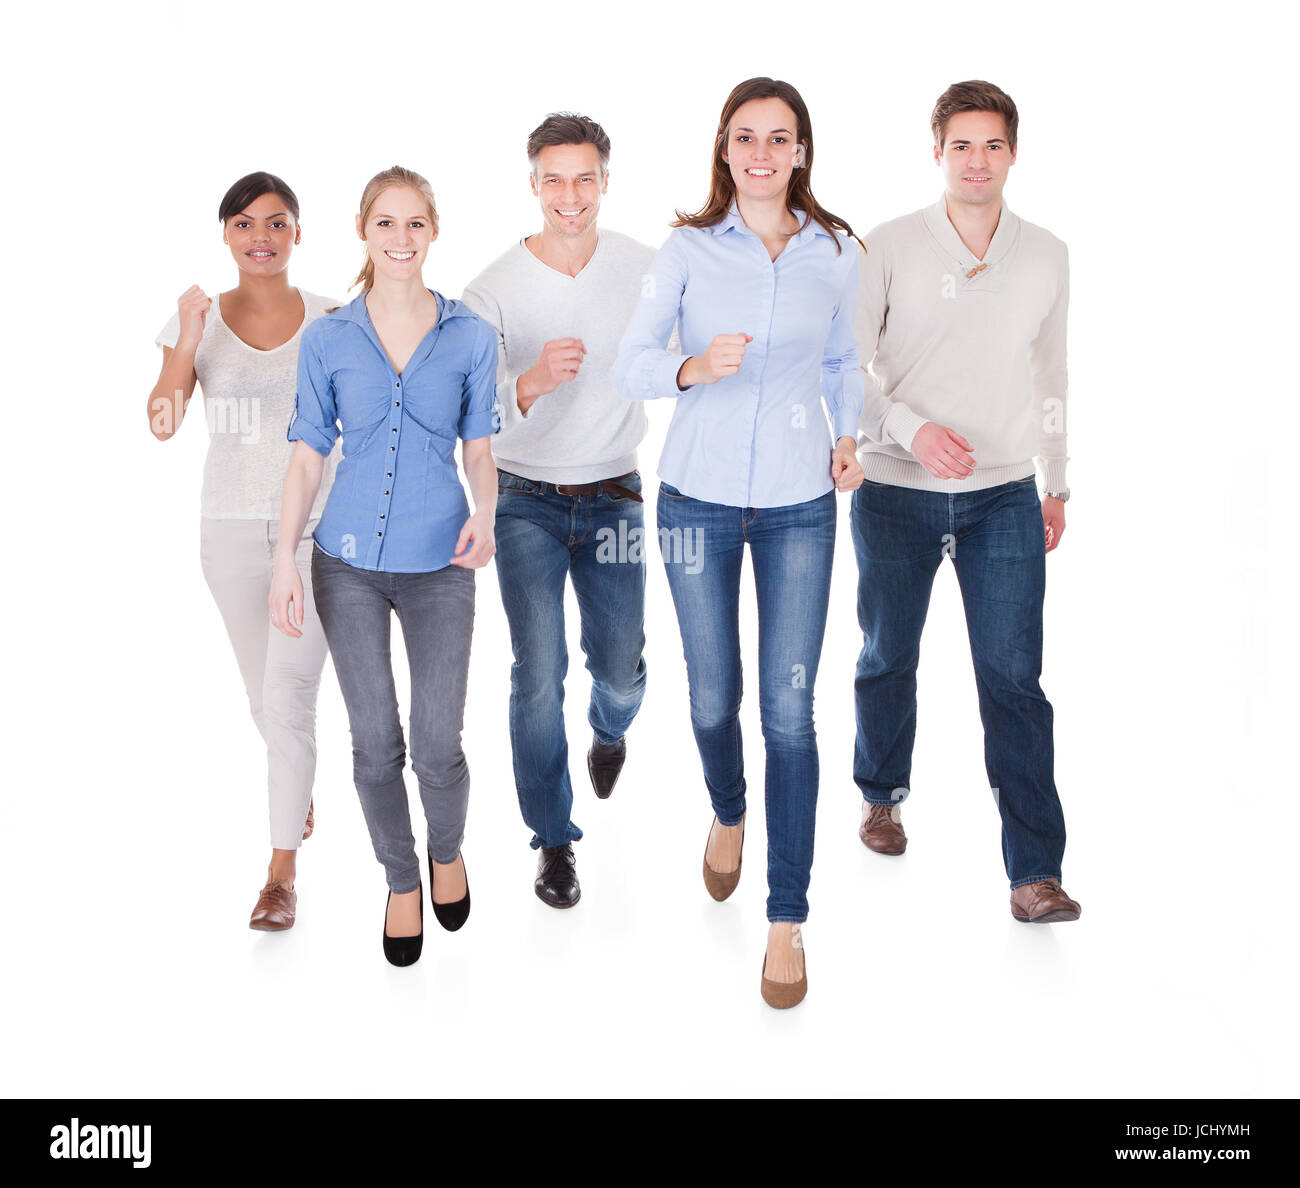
176 285 212 350
676 333 753 388
831 436 864 491
450 509 496 569
268 557 306 639
911 422 975 480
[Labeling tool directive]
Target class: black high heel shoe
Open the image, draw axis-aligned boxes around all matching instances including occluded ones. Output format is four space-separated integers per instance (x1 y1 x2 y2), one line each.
382 884 423 967
429 848 471 932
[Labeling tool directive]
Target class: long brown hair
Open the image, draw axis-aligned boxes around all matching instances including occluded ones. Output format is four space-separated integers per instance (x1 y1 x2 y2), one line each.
673 77 861 254
352 165 439 293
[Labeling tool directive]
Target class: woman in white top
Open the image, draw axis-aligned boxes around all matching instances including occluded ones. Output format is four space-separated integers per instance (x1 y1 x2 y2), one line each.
147 171 341 932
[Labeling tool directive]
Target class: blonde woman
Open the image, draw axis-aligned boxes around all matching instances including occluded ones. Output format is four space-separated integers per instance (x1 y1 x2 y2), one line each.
269 166 500 966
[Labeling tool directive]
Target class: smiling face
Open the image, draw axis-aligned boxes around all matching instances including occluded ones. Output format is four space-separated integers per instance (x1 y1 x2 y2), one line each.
721 96 804 204
531 142 607 238
224 191 299 275
356 185 437 282
936 109 1016 207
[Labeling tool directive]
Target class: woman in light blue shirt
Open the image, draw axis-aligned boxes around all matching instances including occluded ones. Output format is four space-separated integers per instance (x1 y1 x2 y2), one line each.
269 166 500 967
614 77 865 1008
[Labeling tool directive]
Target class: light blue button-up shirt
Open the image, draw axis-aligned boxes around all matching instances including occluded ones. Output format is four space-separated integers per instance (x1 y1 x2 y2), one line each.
287 291 499 573
613 205 865 508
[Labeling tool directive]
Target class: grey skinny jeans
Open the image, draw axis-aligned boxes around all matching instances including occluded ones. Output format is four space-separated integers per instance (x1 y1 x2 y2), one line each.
310 544 476 893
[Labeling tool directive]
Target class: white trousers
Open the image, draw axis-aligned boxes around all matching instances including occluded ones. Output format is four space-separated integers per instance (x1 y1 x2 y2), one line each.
199 517 329 850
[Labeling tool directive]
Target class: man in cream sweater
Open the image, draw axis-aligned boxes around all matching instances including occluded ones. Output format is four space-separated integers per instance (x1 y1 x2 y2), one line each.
852 80 1080 923
461 114 654 908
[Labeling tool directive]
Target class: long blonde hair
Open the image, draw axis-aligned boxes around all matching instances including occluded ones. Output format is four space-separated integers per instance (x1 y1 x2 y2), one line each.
352 165 440 292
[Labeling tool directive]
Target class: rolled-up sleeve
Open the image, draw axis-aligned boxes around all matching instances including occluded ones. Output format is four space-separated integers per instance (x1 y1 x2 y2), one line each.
820 243 867 442
614 233 692 401
458 323 501 440
287 325 340 456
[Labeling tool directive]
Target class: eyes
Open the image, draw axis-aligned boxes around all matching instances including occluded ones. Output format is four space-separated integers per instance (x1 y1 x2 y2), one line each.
233 221 289 230
735 134 789 145
952 144 1004 151
543 176 597 184
375 219 427 229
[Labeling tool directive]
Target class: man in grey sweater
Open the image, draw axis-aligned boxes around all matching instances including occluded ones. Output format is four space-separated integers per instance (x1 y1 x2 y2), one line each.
461 113 654 908
851 81 1080 923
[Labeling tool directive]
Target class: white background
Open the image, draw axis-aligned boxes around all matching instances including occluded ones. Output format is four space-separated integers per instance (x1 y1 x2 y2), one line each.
2 0 1295 1098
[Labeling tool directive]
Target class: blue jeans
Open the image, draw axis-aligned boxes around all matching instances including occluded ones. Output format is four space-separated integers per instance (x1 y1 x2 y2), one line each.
850 476 1066 887
657 483 836 923
494 470 648 849
310 546 476 894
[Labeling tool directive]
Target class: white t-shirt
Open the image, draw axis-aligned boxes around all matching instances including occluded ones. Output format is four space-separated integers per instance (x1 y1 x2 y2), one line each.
155 288 341 519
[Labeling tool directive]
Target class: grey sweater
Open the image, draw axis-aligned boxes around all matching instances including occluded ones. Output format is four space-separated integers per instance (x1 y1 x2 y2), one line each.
461 230 657 484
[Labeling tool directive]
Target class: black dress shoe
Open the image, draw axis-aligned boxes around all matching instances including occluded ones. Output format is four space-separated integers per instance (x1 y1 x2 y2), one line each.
587 735 627 800
429 847 471 932
535 843 581 908
383 884 423 967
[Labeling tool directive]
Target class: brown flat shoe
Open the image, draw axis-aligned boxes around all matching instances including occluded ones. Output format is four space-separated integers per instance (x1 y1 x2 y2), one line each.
859 801 906 854
702 814 745 901
1009 877 1081 923
760 943 807 1010
301 799 314 841
249 878 297 931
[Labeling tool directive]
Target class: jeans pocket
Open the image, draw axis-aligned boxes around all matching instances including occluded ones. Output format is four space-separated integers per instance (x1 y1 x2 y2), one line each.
658 481 688 500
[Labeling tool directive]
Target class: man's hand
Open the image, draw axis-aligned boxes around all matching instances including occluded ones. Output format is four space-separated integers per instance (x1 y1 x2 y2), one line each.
911 422 975 479
518 338 586 412
1042 496 1066 552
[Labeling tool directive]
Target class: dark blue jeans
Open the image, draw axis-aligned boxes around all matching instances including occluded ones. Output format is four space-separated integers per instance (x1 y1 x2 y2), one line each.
494 470 648 849
657 483 836 923
850 476 1066 887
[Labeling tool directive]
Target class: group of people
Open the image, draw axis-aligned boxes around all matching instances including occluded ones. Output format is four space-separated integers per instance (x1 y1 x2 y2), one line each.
147 76 1079 1010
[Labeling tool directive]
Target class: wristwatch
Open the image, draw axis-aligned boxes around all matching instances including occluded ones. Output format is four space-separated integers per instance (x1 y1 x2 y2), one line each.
1046 489 1070 502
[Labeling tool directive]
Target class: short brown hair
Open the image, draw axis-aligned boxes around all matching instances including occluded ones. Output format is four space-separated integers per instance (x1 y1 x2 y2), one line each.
526 113 611 173
931 80 1019 152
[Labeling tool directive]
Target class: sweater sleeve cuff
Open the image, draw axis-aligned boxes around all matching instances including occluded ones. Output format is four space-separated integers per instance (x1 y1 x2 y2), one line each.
1040 457 1069 494
884 404 928 452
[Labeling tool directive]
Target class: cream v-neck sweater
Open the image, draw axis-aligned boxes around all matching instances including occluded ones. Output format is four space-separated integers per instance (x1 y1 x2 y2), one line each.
854 196 1070 494
461 230 656 484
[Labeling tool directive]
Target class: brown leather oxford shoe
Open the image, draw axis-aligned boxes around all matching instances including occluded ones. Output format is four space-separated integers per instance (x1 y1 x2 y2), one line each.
249 878 297 931
1009 877 1081 923
859 802 907 855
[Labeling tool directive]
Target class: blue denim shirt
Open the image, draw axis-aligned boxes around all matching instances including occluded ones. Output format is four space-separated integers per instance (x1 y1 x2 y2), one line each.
287 291 500 572
613 204 865 508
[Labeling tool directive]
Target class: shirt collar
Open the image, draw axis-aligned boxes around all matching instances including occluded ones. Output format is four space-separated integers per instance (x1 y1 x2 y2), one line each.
711 201 832 243
923 194 1020 269
335 289 470 325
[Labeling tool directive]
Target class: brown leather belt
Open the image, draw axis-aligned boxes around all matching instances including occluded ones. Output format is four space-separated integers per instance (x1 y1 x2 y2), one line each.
497 468 643 503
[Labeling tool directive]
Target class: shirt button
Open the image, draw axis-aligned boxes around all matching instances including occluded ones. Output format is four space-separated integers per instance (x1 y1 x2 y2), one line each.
386 472 392 478
395 401 400 407
377 531 383 537
384 490 389 495
380 514 385 519
392 428 397 433
390 446 395 452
